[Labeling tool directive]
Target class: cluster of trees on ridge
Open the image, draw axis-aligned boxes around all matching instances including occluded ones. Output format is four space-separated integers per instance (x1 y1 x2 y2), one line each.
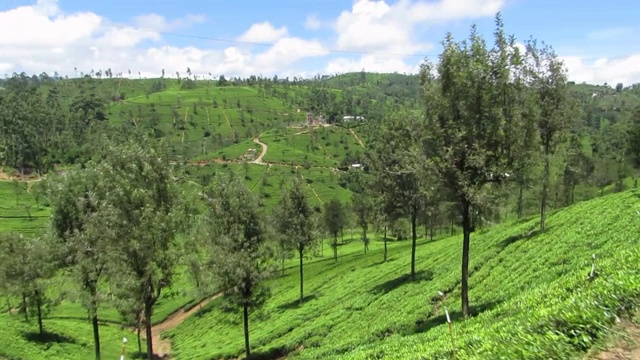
2 13 640 360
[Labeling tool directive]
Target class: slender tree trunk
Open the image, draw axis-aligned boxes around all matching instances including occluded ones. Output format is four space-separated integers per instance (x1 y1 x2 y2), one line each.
144 301 153 360
35 291 43 334
243 304 250 358
429 216 434 242
461 198 471 318
410 207 417 280
298 246 304 304
89 285 101 360
92 313 101 360
333 234 338 262
22 293 28 322
570 184 576 205
363 227 368 254
137 325 142 353
540 144 550 232
450 217 454 236
383 226 388 262
517 181 524 219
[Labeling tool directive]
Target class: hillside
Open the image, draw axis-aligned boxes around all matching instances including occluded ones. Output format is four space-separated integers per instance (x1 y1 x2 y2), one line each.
165 189 640 360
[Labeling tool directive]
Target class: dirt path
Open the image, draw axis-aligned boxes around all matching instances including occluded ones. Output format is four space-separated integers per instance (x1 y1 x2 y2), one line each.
142 292 223 358
222 109 232 130
251 138 268 165
350 128 365 148
589 317 640 360
299 170 323 205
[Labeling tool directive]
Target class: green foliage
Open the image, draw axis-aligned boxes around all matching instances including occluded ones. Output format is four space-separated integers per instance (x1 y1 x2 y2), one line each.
323 198 346 261
205 174 275 357
166 189 640 360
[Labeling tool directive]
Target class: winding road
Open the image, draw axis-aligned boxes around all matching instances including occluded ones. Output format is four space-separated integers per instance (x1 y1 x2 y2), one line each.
142 292 223 358
251 137 268 165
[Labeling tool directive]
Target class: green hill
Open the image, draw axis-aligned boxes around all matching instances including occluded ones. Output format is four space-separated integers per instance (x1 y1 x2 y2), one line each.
165 189 640 360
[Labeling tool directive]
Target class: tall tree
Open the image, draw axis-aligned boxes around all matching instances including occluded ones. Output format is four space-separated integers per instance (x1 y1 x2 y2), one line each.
206 175 274 358
351 190 373 253
420 15 531 317
0 233 57 334
324 198 346 261
47 165 111 360
526 39 570 232
96 138 191 360
367 110 423 279
275 177 316 304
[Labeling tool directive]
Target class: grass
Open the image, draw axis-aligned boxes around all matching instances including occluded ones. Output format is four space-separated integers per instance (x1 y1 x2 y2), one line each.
0 313 144 360
0 180 49 235
166 188 640 359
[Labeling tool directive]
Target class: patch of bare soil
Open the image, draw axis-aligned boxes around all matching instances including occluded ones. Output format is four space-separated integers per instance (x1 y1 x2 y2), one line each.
141 292 223 359
589 318 640 360
251 138 268 165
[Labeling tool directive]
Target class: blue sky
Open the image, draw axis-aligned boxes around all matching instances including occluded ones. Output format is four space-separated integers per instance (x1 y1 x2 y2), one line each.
1 0 639 85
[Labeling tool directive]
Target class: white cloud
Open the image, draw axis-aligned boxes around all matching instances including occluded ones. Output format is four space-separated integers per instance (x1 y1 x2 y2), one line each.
2 0 639 85
326 54 421 74
304 15 322 30
0 1 324 79
561 54 640 86
237 21 288 43
406 0 505 23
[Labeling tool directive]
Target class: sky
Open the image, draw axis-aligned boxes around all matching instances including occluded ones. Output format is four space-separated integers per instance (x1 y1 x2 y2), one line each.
1 0 639 85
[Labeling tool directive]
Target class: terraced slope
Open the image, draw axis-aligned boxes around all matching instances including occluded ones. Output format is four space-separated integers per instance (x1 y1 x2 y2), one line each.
167 189 640 360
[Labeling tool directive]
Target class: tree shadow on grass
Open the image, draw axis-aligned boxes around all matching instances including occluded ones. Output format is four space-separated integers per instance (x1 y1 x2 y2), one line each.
499 228 544 249
371 269 434 295
277 294 318 310
414 300 502 335
22 331 77 345
245 345 289 360
366 257 398 268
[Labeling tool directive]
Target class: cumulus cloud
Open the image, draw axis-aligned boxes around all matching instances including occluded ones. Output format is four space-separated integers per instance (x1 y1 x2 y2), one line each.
561 54 640 86
0 0 325 78
236 21 288 43
2 0 638 85
327 0 504 74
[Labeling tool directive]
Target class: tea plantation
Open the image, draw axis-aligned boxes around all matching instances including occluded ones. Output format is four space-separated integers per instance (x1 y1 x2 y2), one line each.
161 189 640 359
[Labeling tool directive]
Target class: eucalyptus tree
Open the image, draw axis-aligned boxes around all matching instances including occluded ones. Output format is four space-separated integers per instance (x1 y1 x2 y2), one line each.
367 110 424 279
275 177 316 303
95 138 192 360
525 38 570 232
205 174 275 358
324 198 346 261
420 14 534 317
47 165 113 360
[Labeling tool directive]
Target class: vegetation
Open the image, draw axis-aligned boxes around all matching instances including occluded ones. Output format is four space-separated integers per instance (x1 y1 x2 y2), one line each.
1 11 640 360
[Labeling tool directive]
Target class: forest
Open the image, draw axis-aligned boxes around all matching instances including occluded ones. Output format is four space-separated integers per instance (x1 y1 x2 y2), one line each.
1 14 640 360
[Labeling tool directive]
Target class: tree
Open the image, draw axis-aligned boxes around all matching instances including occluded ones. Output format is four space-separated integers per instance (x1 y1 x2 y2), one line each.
206 175 274 358
324 198 346 261
526 38 570 232
367 110 423 279
420 15 531 317
562 132 594 204
95 138 191 360
275 177 316 304
351 191 373 253
0 233 57 334
47 165 111 360
630 105 640 170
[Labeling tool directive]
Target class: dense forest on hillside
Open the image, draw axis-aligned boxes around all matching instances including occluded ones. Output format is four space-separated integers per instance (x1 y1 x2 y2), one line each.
1 14 640 360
